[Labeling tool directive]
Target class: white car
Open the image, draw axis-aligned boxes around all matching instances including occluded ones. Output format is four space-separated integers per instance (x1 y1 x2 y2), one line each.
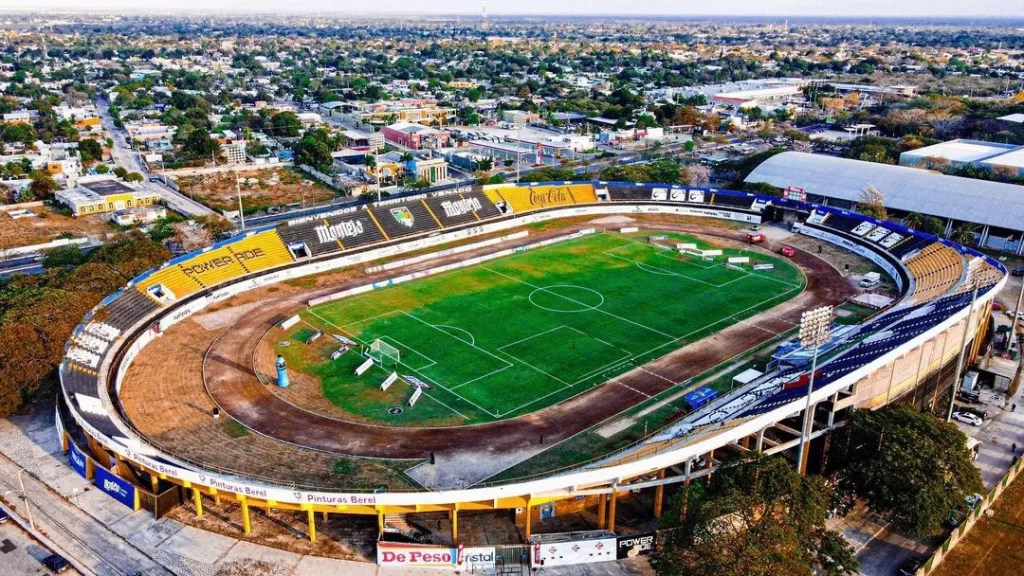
952 412 983 427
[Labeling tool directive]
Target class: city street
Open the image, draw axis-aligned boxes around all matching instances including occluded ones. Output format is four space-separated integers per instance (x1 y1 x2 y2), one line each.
95 97 216 218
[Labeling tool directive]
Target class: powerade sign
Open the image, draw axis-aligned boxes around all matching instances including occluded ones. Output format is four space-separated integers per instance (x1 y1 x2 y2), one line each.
68 442 88 479
94 465 136 510
617 532 656 559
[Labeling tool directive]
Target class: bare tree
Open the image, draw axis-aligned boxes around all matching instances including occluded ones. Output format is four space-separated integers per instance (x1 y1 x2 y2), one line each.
858 185 888 221
680 164 711 187
990 164 1018 183
171 222 213 252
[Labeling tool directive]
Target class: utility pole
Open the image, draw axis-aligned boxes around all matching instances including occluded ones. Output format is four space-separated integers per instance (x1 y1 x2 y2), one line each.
236 167 245 230
947 285 979 422
797 306 833 475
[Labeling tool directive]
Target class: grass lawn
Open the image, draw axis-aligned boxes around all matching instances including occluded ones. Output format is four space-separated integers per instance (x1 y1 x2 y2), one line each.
284 231 804 426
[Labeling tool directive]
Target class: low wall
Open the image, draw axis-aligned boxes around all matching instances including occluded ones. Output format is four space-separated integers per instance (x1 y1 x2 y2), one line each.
920 458 1024 575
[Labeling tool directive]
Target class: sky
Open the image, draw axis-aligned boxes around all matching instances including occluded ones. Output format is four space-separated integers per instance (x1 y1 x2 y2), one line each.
5 0 1022 17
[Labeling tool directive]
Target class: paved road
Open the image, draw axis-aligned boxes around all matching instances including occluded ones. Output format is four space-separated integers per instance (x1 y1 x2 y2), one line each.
95 97 215 218
0 512 83 576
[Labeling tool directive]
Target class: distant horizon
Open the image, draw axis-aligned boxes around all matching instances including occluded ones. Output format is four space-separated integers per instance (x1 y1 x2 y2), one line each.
3 0 1023 20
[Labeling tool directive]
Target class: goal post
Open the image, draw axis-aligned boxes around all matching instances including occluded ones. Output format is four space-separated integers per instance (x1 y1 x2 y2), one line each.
368 339 401 369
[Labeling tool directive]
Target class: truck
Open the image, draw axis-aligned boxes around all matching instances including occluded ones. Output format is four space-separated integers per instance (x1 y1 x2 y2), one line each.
745 231 765 244
859 272 881 288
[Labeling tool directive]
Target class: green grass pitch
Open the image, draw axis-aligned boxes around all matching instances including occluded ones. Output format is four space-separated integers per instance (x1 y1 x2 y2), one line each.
281 231 805 426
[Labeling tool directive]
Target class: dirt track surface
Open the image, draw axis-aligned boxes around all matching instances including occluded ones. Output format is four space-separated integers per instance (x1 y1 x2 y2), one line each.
185 218 854 460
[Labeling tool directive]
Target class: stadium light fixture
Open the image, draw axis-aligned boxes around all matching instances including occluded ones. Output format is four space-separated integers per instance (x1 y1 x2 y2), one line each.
796 305 833 474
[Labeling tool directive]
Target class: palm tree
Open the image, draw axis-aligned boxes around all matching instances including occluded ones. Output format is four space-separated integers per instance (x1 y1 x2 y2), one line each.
951 223 977 246
400 152 414 162
904 212 924 230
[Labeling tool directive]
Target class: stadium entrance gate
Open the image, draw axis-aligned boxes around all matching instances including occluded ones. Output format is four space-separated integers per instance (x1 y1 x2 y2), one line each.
494 545 530 575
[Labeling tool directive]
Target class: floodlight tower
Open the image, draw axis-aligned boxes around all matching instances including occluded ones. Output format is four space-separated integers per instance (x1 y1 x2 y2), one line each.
481 0 488 30
796 305 833 474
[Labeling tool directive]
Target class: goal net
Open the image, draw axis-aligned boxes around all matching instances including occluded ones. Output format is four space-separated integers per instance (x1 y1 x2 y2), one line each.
368 339 401 369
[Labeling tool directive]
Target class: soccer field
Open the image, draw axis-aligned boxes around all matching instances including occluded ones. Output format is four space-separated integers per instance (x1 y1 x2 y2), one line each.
288 231 805 426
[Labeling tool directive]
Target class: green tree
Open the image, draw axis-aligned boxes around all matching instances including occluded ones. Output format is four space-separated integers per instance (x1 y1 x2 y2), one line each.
78 138 103 165
904 212 924 230
653 454 857 576
951 223 977 246
124 172 144 183
95 164 110 174
835 404 984 537
182 128 220 160
29 172 57 200
112 166 128 179
270 112 303 138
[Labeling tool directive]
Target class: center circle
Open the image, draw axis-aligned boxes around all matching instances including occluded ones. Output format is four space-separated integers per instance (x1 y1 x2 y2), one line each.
528 285 605 313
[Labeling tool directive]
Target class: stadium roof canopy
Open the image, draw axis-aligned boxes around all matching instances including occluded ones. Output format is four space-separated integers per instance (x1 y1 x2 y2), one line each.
744 152 1024 232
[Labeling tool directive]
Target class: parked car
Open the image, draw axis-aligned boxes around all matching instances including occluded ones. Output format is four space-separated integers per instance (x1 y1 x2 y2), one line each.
964 493 983 511
897 557 925 576
958 390 982 404
1010 267 1024 277
952 411 983 427
0 508 9 524
957 406 989 421
42 554 71 574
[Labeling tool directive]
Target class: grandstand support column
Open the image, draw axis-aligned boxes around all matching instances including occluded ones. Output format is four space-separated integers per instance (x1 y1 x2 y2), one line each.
307 507 317 543
596 493 606 528
980 225 991 247
828 392 839 427
524 502 532 539
192 487 203 517
913 341 929 396
608 486 618 533
323 511 328 521
450 505 459 544
947 286 979 422
756 427 768 451
653 469 667 518
884 359 899 405
149 472 158 494
377 508 385 537
238 496 251 535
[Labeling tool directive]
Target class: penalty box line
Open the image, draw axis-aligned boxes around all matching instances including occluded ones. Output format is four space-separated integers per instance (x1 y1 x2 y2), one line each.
305 308 495 419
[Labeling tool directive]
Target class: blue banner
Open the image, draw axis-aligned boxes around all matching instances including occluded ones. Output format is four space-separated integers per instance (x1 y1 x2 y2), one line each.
68 442 88 479
94 466 137 510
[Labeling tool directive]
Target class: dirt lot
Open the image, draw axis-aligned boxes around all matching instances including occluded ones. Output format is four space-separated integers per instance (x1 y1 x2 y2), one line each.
173 169 339 213
932 468 1024 576
0 206 113 250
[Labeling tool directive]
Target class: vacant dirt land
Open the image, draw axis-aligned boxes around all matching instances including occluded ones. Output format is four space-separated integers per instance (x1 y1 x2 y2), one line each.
0 206 112 250
932 470 1024 576
173 169 338 212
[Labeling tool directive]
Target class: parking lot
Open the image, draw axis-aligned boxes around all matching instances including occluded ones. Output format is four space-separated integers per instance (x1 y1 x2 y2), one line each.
0 509 80 575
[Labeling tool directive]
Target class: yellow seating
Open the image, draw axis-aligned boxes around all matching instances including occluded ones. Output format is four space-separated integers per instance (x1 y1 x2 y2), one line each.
484 183 597 214
136 231 293 301
905 243 965 304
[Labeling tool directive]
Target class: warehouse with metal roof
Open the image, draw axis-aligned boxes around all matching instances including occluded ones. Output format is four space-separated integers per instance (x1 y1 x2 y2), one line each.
744 151 1024 254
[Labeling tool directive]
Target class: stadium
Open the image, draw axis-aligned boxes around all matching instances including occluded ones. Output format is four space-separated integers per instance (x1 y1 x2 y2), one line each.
56 180 1004 570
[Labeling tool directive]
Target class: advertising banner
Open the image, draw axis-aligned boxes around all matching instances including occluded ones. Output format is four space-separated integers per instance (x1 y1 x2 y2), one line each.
458 546 496 569
68 441 88 479
531 537 617 567
377 542 457 567
616 532 656 559
94 465 138 510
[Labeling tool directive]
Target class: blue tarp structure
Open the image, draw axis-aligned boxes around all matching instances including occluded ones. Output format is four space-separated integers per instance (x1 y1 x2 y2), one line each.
684 386 718 410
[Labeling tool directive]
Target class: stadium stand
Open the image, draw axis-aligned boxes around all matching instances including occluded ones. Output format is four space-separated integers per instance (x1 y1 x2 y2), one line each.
606 185 654 201
905 243 964 304
709 192 756 210
484 183 598 214
135 231 294 301
889 235 932 259
100 290 159 331
424 191 502 227
369 200 443 240
819 212 862 234
275 209 384 257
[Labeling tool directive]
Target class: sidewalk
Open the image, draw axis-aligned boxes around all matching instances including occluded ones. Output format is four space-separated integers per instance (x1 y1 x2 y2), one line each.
0 401 651 576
